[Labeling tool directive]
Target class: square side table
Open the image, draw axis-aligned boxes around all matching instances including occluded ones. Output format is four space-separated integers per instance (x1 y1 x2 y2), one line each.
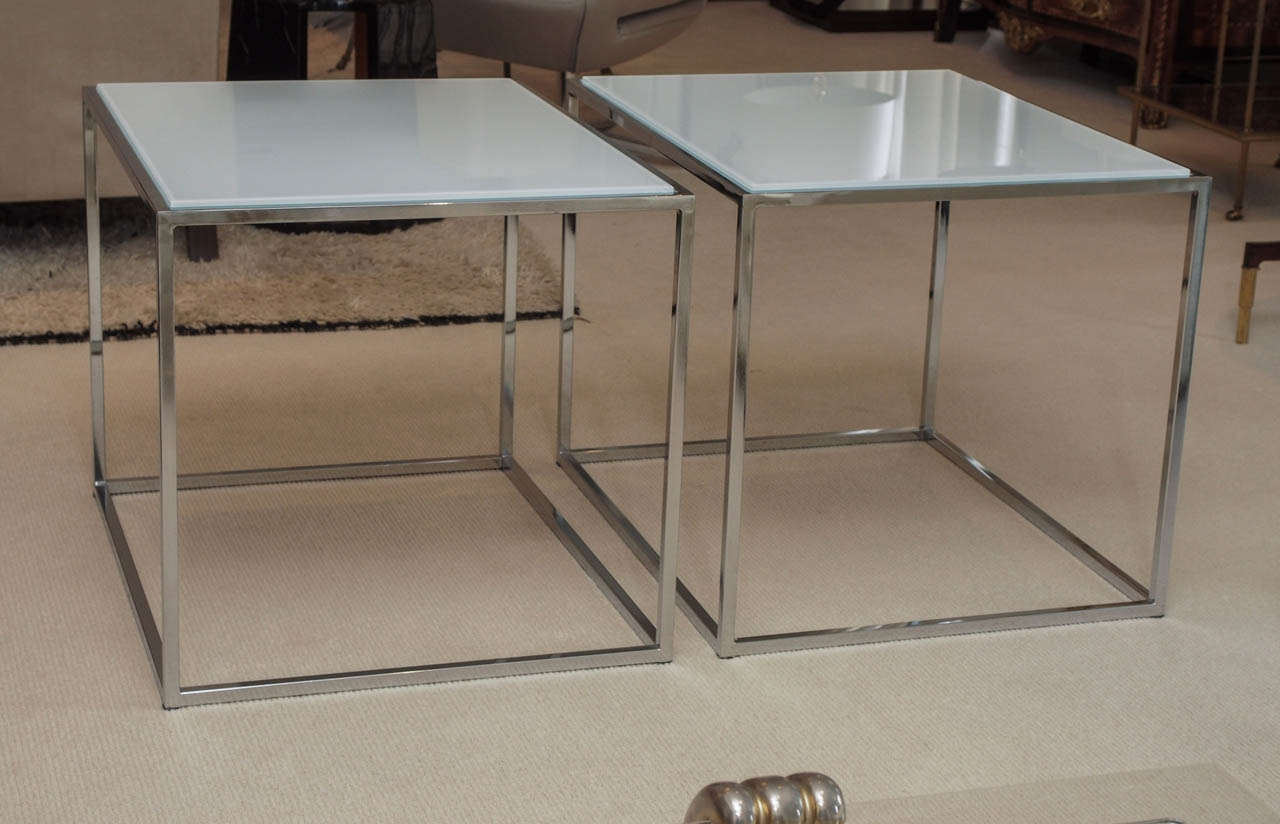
84 79 694 707
567 70 1210 657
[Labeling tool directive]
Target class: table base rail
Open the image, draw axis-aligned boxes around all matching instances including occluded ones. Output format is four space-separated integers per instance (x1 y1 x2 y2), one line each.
560 427 1160 658
95 454 664 708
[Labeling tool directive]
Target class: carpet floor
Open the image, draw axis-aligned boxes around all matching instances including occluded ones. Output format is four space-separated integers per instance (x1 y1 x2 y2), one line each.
2 3 1279 823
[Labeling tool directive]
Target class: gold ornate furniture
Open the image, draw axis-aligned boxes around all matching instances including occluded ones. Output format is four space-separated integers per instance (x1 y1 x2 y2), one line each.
935 0 1151 62
937 0 1280 124
1121 0 1280 220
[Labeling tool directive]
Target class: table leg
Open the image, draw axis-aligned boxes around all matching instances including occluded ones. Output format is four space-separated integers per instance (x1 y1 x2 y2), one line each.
500 215 518 465
564 81 579 118
718 198 759 657
656 206 694 652
185 226 220 262
557 214 576 455
920 201 950 433
1149 180 1209 608
155 219 181 708
85 104 107 486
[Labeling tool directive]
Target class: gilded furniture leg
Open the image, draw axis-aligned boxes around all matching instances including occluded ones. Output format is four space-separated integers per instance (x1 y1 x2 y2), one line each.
1136 0 1177 129
1238 266 1258 343
1237 241 1280 343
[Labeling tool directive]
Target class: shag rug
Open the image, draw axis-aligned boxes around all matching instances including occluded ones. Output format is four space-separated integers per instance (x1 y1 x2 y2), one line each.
0 199 564 345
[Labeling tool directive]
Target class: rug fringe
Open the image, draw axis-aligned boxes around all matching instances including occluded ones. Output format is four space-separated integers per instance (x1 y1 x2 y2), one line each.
0 309 573 347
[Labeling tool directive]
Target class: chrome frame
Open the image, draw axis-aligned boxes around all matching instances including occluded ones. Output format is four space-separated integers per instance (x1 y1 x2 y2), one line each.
567 75 1211 658
83 86 695 707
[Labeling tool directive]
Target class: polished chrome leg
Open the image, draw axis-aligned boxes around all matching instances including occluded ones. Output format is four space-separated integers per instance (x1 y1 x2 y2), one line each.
499 215 518 465
557 213 576 455
85 103 106 487
718 198 758 657
155 217 180 709
655 205 694 654
920 201 949 433
1150 180 1210 607
564 73 579 117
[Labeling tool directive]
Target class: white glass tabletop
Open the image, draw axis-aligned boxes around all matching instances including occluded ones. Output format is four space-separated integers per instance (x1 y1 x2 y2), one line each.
95 79 674 210
581 70 1189 194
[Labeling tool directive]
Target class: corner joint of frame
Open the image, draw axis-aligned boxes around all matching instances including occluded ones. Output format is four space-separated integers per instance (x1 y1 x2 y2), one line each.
155 212 179 232
740 194 765 215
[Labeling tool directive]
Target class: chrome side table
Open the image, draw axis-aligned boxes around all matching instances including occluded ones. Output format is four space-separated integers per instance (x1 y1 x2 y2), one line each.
568 69 1209 657
84 78 693 707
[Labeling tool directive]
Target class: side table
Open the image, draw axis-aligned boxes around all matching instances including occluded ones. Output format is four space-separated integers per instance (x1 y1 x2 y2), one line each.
84 78 694 707
569 69 1209 657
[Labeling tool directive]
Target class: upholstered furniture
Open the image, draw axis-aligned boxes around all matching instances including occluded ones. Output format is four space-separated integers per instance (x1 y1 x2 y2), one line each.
226 0 436 80
434 0 706 73
0 0 704 205
0 0 219 203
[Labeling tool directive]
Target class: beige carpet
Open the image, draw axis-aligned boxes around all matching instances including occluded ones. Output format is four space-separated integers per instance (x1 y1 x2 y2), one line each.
2 4 1280 823
0 205 560 343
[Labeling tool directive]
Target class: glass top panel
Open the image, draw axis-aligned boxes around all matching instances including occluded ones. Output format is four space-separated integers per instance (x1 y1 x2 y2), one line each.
96 79 674 210
582 70 1188 193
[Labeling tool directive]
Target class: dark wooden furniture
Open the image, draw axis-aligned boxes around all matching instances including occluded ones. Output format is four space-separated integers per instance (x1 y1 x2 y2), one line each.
1120 0 1280 220
770 0 986 33
189 0 436 261
1237 240 1280 341
227 0 436 81
938 0 1280 219
937 0 1278 123
935 0 1152 60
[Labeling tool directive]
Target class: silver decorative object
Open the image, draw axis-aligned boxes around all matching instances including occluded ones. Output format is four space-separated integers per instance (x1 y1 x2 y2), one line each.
684 773 845 824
